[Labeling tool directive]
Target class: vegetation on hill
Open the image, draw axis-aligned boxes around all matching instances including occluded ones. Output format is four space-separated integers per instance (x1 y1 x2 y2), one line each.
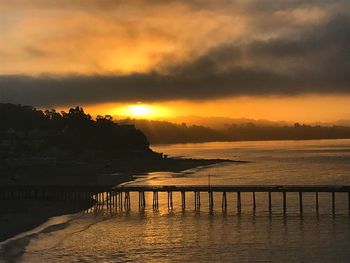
119 119 228 144
225 122 350 141
121 119 350 144
0 103 153 160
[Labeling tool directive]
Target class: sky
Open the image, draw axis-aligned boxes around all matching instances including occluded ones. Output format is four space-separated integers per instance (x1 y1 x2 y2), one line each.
0 0 350 122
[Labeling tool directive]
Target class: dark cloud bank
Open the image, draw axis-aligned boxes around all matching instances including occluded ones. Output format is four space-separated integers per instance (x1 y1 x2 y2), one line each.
0 15 349 106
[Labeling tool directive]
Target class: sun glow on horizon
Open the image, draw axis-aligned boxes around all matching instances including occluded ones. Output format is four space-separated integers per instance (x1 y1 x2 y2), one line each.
81 94 350 123
116 104 170 119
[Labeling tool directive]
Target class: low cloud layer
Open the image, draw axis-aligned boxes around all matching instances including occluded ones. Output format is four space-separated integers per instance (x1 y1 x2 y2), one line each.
0 0 349 106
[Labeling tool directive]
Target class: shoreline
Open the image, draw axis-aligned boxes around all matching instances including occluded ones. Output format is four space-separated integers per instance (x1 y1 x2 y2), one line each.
0 173 133 243
0 200 93 243
0 157 237 243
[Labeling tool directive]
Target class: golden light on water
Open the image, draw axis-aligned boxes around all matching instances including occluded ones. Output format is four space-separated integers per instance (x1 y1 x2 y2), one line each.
116 104 170 119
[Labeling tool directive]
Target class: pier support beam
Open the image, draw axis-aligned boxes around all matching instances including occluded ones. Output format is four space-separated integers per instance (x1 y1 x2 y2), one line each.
181 191 186 210
299 192 303 215
332 192 335 215
222 192 227 210
109 191 112 207
168 191 173 209
152 191 159 209
208 191 214 210
111 191 114 207
118 192 123 209
283 192 287 215
237 192 241 214
124 191 130 210
142 191 146 207
106 191 110 207
253 192 256 212
316 192 319 214
194 191 201 209
138 192 141 208
268 192 272 214
139 191 146 209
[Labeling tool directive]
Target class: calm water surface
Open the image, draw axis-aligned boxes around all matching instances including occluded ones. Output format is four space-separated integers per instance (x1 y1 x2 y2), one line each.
2 139 350 262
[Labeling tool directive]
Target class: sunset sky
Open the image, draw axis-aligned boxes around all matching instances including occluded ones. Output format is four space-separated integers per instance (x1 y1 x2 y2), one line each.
0 0 350 122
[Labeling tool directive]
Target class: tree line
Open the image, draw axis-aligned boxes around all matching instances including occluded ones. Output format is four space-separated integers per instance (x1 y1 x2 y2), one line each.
0 103 151 159
121 119 350 144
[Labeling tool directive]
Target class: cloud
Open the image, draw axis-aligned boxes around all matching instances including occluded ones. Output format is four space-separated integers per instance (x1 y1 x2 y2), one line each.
0 1 349 106
2 0 345 75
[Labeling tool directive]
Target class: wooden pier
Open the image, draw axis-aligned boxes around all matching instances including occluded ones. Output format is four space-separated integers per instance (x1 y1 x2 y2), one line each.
111 185 350 214
2 184 350 214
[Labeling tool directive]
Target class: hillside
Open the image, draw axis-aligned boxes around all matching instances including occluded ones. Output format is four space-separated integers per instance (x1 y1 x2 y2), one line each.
0 103 155 160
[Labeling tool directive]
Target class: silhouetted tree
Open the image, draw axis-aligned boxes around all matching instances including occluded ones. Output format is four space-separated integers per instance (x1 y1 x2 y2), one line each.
0 103 153 159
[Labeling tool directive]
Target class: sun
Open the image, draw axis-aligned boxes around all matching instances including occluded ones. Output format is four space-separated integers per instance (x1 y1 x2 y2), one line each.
128 105 151 117
117 104 169 119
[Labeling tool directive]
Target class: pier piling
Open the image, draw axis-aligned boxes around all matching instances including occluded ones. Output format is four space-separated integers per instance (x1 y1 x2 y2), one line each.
237 192 241 214
139 191 146 209
153 191 159 209
194 191 201 209
253 192 256 212
208 191 214 210
181 191 186 209
124 191 130 210
222 192 227 210
118 192 123 209
168 191 173 209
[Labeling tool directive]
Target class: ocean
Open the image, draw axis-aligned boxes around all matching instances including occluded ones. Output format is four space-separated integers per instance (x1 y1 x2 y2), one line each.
2 139 350 262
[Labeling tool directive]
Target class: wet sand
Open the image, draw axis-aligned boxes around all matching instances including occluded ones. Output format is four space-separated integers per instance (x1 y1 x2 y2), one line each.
0 200 92 243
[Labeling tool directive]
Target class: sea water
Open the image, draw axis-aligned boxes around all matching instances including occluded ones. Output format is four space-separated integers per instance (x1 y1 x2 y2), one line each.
2 139 350 262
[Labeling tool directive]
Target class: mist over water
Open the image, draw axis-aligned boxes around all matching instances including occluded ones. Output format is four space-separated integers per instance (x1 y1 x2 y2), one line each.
6 139 350 262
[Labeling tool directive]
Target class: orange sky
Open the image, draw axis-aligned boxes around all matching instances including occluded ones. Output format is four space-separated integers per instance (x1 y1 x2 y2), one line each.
80 95 350 123
1 1 350 123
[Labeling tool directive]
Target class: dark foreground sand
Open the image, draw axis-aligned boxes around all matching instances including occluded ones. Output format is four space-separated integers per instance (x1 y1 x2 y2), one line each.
0 174 132 243
0 200 93 243
0 157 239 243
